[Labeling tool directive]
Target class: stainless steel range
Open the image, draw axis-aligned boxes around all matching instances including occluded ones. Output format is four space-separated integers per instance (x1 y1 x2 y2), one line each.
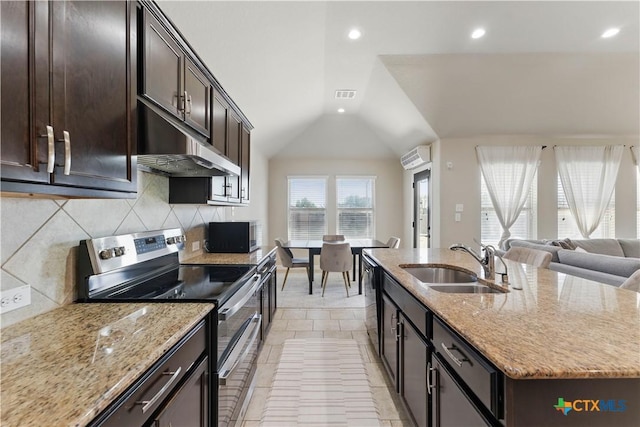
76 228 262 427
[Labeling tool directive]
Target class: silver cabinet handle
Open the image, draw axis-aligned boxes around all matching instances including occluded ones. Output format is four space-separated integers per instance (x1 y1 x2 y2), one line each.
441 342 470 367
62 130 71 175
427 361 435 395
135 366 182 414
186 92 192 116
42 125 55 173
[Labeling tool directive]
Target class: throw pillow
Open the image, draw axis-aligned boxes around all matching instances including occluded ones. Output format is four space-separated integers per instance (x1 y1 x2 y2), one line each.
574 246 588 253
550 238 576 250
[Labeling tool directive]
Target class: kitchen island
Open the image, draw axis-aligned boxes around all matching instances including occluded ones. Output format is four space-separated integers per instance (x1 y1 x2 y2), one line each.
0 303 213 427
365 248 640 427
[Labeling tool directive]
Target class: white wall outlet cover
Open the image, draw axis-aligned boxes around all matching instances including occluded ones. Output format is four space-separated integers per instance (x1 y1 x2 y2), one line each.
0 285 31 314
446 161 453 169
192 241 201 251
455 213 462 222
455 204 464 212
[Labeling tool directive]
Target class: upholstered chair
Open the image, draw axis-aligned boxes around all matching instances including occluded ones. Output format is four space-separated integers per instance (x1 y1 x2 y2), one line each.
319 242 353 297
503 246 552 268
620 269 640 293
386 237 401 249
322 234 345 242
274 238 310 290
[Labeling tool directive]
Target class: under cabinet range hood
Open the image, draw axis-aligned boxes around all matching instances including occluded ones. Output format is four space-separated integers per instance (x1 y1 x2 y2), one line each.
137 100 240 177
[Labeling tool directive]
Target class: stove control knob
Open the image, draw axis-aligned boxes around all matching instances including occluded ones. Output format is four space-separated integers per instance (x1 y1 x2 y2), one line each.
166 237 176 245
176 235 186 243
113 246 126 257
99 249 114 260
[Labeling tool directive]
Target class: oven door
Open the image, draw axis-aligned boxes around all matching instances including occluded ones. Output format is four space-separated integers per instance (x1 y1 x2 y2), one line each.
217 313 261 426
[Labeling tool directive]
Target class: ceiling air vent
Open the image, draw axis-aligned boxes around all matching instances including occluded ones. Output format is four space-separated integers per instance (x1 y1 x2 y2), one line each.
401 145 431 170
335 90 357 100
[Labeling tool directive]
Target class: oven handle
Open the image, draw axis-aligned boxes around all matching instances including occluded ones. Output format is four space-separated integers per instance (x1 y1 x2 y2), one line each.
218 274 261 321
219 313 261 385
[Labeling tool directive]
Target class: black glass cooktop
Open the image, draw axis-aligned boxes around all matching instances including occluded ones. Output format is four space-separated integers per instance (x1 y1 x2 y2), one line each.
91 264 255 303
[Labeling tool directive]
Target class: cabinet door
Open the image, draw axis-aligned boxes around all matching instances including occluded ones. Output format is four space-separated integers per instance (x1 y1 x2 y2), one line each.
240 126 250 203
142 7 182 119
0 1 50 184
400 315 429 427
225 113 241 201
211 90 228 155
268 267 277 323
381 293 399 389
184 57 212 138
49 0 136 192
431 356 488 427
153 356 209 427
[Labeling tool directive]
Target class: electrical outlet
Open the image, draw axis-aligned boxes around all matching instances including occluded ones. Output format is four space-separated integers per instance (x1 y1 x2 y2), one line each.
0 285 31 314
192 240 201 251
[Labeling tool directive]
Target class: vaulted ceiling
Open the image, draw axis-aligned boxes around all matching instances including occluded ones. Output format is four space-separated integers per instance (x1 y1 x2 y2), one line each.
157 1 640 159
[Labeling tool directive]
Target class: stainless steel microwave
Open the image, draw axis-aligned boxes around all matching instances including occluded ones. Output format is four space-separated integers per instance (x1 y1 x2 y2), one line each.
208 221 259 253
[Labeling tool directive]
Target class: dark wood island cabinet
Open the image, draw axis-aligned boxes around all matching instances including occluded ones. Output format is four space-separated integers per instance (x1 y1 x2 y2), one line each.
1 0 137 198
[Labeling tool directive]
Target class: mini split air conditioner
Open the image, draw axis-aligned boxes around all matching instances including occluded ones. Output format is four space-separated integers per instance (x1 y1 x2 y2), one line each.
401 145 431 170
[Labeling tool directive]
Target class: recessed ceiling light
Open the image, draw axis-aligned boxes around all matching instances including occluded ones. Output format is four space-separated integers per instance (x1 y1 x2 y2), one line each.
348 28 361 40
471 28 486 39
601 28 620 38
337 108 345 113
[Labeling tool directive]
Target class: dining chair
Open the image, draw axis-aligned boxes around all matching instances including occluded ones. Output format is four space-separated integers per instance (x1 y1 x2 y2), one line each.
620 269 640 292
386 236 401 249
274 238 310 291
320 241 353 297
322 234 345 242
503 246 552 268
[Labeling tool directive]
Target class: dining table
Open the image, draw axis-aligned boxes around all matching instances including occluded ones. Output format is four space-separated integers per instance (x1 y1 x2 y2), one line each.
282 239 388 294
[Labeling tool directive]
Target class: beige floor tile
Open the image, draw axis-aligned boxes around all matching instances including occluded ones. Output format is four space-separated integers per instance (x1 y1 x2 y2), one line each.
294 330 324 339
323 330 354 339
285 319 314 331
340 319 366 331
313 319 341 331
305 309 332 319
280 308 308 320
266 344 283 363
255 362 277 387
244 387 270 421
330 309 357 320
264 330 296 345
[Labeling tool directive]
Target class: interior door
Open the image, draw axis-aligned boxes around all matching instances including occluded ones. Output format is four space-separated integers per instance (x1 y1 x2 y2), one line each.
413 169 431 250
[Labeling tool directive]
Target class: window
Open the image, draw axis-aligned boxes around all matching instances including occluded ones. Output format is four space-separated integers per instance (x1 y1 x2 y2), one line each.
557 175 615 239
288 177 327 239
481 174 537 248
336 177 375 238
637 168 640 238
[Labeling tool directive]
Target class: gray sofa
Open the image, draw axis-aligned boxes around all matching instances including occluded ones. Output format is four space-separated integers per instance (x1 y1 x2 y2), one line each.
500 238 640 286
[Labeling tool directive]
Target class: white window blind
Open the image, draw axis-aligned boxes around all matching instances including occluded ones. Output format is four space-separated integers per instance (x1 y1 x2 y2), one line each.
557 175 615 239
288 177 327 240
481 173 537 248
336 177 375 238
637 169 639 238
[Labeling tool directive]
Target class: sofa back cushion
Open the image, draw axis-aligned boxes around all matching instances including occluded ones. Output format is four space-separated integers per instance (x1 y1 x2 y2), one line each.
618 239 640 258
557 250 640 278
572 239 624 257
509 240 562 262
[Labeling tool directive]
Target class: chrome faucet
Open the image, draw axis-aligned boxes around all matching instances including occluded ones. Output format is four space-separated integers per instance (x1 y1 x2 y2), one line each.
449 242 496 280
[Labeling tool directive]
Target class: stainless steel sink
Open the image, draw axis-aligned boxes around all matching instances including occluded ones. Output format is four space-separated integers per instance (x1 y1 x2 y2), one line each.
429 284 503 294
402 266 477 284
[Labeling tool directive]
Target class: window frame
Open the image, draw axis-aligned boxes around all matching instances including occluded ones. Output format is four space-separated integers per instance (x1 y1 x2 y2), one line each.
335 176 376 239
287 176 328 240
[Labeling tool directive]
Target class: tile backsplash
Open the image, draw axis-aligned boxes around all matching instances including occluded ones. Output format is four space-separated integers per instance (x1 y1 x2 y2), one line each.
0 171 226 328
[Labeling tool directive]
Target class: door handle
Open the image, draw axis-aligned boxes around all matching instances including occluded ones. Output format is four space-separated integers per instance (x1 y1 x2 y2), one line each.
135 366 182 414
61 131 71 175
41 125 55 173
427 361 436 395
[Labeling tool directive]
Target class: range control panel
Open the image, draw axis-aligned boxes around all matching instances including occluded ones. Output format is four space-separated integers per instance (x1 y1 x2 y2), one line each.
86 229 186 274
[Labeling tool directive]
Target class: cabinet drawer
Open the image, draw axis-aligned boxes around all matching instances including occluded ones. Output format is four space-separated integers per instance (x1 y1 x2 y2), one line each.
97 321 207 427
432 317 499 415
383 273 428 337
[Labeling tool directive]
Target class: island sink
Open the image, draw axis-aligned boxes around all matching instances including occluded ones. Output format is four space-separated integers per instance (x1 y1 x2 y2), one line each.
429 284 503 294
402 266 477 284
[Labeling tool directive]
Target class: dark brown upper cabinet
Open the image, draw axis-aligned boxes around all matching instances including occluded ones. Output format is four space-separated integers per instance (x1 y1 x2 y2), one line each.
141 7 212 139
1 0 137 197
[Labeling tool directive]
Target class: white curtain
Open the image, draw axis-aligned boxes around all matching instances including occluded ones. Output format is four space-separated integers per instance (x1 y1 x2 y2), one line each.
555 145 623 239
476 146 542 247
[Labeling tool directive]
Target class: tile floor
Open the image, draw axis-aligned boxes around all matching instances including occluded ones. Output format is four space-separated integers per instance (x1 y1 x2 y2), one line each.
241 267 414 426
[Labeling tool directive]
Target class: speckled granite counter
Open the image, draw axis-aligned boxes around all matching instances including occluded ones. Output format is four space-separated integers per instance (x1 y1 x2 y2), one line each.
182 245 276 265
0 303 213 427
366 248 640 380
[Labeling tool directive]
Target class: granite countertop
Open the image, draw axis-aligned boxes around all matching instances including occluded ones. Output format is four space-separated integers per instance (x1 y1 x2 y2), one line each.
367 248 640 380
182 245 276 265
0 302 214 427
